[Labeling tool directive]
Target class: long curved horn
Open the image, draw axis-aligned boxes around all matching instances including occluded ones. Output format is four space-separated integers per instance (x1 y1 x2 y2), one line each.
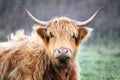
77 7 104 26
25 8 47 26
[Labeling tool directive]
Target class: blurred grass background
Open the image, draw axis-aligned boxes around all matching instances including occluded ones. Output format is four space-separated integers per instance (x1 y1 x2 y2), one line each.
79 37 120 80
0 0 120 79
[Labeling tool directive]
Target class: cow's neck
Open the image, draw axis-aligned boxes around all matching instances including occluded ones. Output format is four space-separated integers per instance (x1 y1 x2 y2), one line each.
43 55 78 80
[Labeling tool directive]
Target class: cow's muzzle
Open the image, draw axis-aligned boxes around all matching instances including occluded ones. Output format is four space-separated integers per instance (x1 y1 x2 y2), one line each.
54 47 72 63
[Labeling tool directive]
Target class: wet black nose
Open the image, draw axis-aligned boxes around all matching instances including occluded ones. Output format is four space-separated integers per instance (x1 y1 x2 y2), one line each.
54 47 72 58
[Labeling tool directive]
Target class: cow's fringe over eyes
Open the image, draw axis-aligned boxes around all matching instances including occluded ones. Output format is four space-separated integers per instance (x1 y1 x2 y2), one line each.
47 17 79 39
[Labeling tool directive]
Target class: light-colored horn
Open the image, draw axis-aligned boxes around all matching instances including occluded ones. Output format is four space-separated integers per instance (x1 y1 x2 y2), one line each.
77 7 104 26
25 8 47 26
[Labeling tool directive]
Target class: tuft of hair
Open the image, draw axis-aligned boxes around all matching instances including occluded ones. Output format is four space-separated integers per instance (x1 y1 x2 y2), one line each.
83 27 93 41
7 30 26 41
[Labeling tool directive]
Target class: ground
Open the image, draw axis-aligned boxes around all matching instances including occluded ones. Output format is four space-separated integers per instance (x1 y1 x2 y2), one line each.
79 38 120 80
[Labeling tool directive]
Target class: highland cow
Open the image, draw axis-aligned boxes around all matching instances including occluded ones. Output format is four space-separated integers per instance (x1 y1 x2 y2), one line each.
0 8 103 80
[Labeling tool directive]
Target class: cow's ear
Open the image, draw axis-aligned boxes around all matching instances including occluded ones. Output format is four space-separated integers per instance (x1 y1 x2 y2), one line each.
36 27 49 42
78 27 93 41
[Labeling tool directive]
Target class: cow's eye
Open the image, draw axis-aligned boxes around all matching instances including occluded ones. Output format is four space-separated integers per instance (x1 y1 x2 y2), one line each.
72 35 78 42
49 32 54 38
72 35 76 39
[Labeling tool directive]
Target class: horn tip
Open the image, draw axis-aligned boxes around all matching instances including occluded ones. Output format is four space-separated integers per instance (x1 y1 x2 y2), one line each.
98 7 105 12
24 7 29 13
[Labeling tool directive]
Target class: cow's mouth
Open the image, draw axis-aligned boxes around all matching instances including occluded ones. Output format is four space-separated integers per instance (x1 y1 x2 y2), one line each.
56 55 70 63
54 54 71 65
57 55 70 63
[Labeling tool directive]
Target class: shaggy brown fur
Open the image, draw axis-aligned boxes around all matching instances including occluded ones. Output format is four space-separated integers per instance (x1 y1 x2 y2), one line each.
0 17 92 80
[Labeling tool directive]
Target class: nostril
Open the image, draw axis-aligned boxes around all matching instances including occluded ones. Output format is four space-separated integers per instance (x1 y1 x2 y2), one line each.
58 49 61 53
65 50 68 53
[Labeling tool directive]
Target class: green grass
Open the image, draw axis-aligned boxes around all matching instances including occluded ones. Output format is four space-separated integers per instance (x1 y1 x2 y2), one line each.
79 40 120 80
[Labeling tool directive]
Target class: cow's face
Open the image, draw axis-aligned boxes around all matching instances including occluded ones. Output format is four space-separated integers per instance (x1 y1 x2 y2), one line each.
36 18 92 66
25 8 103 66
